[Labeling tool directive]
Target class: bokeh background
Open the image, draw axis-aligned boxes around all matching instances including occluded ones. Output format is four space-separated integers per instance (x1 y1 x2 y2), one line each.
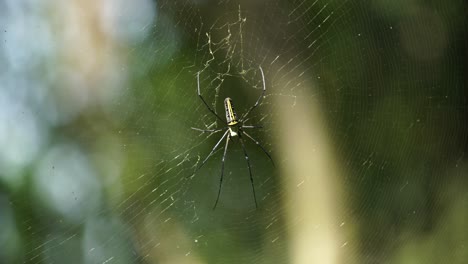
1 0 467 263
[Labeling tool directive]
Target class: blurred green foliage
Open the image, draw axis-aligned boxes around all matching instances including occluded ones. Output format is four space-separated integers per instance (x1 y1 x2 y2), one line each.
1 0 466 263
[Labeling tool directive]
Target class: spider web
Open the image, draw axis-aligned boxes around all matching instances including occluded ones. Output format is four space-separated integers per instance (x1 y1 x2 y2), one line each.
112 2 353 262
1 0 467 263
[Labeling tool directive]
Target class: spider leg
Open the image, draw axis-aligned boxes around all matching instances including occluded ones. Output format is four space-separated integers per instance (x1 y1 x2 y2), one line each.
191 127 223 133
197 72 225 123
238 136 258 209
241 125 263 129
213 134 230 209
190 129 229 178
242 131 275 167
241 66 266 121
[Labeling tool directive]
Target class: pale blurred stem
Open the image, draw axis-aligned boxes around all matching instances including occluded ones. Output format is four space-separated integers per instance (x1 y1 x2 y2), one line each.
272 76 350 264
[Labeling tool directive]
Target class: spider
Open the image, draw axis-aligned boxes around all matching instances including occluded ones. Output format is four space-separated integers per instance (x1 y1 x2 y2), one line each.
191 66 274 209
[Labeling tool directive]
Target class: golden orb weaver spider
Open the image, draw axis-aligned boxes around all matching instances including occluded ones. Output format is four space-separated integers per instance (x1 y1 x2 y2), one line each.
191 66 274 209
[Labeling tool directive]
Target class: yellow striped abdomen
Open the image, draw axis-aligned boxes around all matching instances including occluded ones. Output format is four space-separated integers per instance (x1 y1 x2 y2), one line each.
224 97 238 126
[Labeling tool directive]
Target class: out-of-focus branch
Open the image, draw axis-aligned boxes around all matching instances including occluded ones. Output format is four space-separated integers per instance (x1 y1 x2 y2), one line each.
271 73 351 264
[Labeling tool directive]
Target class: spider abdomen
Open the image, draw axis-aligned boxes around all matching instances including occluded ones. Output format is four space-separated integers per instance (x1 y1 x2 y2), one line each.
224 97 239 126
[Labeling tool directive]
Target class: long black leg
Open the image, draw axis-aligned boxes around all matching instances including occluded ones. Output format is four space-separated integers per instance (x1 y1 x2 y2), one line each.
241 125 263 129
238 136 258 209
190 129 229 177
241 66 266 121
191 127 223 133
213 135 230 209
197 72 225 123
242 131 275 167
